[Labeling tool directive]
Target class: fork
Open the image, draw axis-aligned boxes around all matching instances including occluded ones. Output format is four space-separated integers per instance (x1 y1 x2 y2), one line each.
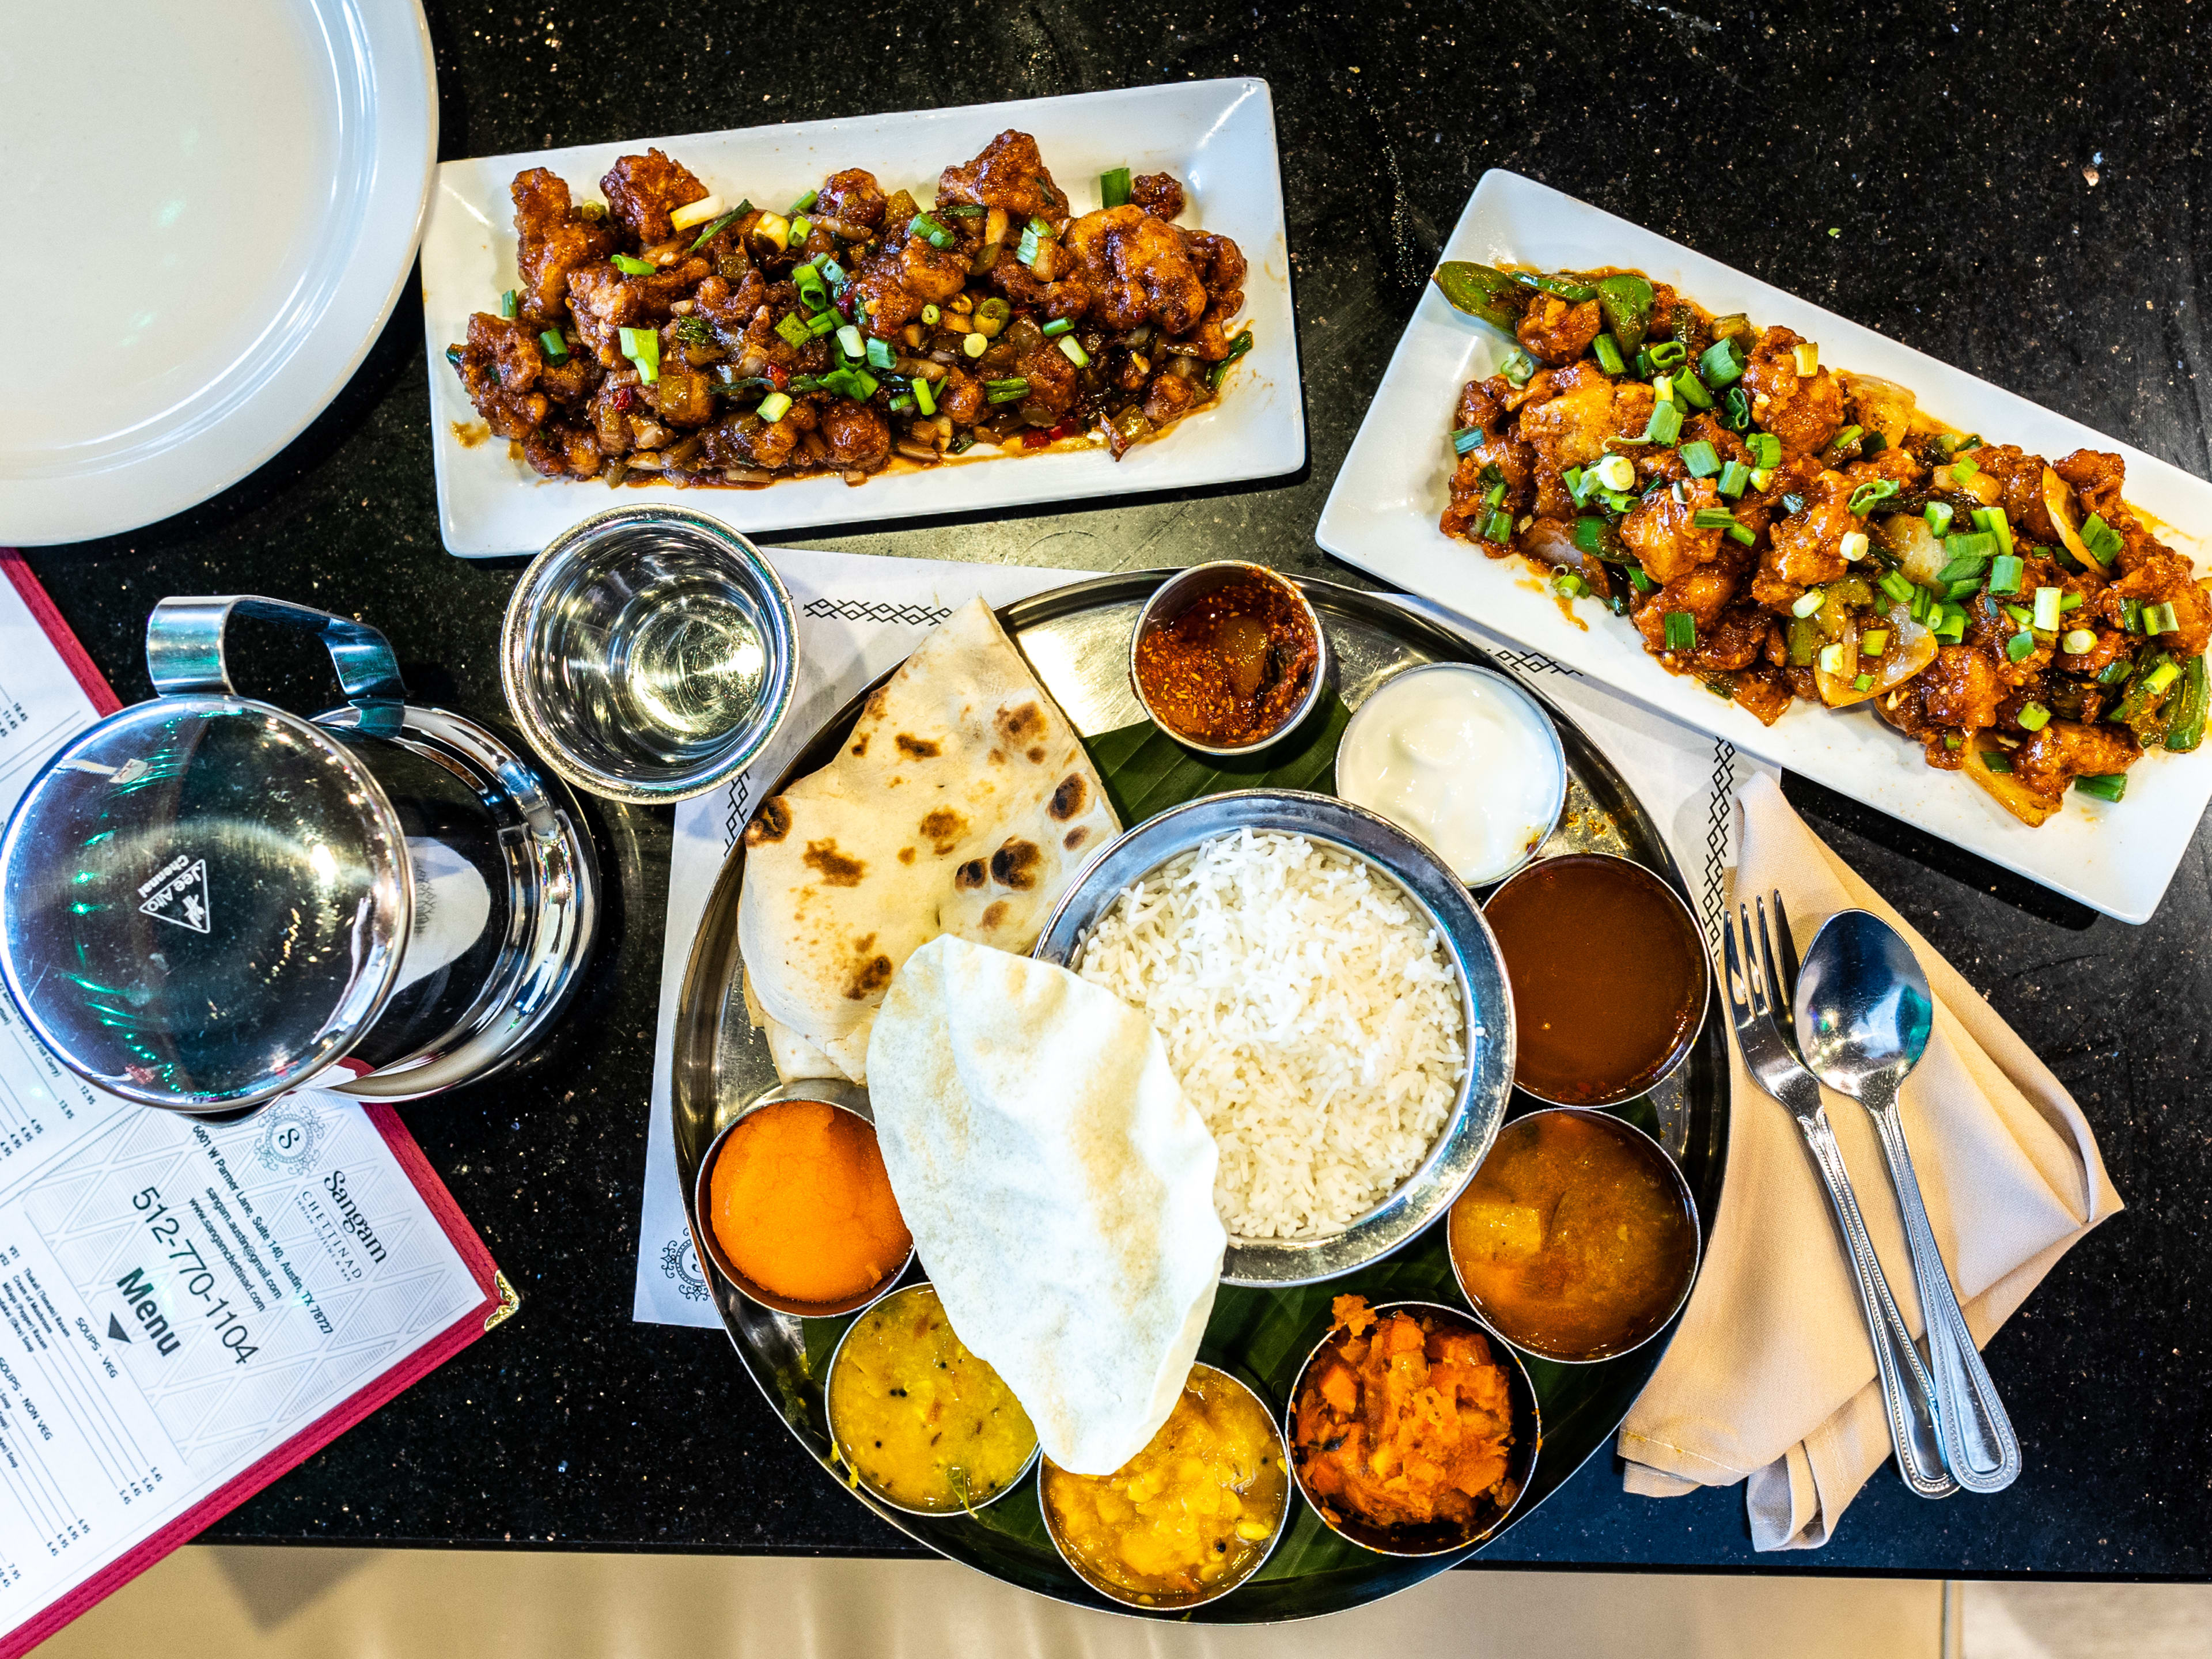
1724 892 1957 1499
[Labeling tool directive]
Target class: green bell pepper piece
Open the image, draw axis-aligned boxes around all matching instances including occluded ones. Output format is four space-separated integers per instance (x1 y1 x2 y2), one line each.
1430 262 1529 331
1595 274 1657 353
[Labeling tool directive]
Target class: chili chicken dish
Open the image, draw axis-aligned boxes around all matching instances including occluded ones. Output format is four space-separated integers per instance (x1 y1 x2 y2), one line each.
1431 261 2210 825
446 131 1252 490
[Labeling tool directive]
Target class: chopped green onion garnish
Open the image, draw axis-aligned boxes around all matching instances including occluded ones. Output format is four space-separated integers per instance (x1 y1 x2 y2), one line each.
2123 598 2144 632
2074 772 2127 802
962 331 988 359
788 189 819 215
2145 601 2180 636
1827 424 1864 457
1645 402 1684 446
795 267 831 312
1793 341 1820 376
909 213 954 249
2006 631 2036 662
1941 531 1997 565
1041 317 1075 338
1502 349 1537 387
2142 660 2182 697
1982 750 2014 774
1699 336 1747 387
914 376 938 416
1944 733 1963 751
1853 673 1874 692
540 330 569 360
1647 340 1688 370
1923 501 1955 537
1555 571 1588 599
1933 609 1968 644
1100 166 1132 209
1986 554 2024 595
2016 702 2051 732
865 336 897 370
1949 454 1980 483
1747 432 1782 469
2061 628 2098 655
756 391 792 423
1057 335 1091 368
1861 432 1888 455
2099 657 2135 687
984 376 1031 405
1780 491 1806 515
1479 508 1516 543
1206 327 1255 389
611 253 656 276
1847 478 1900 516
617 325 660 382
687 203 752 252
806 310 839 336
1971 505 2016 556
1862 628 1890 657
1574 517 1608 556
1945 577 1986 601
1839 530 1870 562
774 313 810 350
2002 604 2033 628
1593 334 1627 375
1451 426 1484 457
1627 566 1656 593
499 289 518 319
1791 589 1827 618
789 214 813 245
1016 225 1044 266
1692 507 1741 531
1878 569 1916 606
888 393 915 414
835 323 865 360
1717 459 1751 498
1663 611 1696 651
1592 453 1637 492
2060 590 2085 611
2080 513 2124 563
922 303 941 326
1680 441 1721 478
1817 642 1846 675
1672 366 1714 410
2032 586 2062 631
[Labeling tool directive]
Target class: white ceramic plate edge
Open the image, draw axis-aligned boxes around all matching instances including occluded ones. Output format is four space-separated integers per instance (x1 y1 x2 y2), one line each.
1316 168 2212 925
421 79 1304 558
0 1 438 547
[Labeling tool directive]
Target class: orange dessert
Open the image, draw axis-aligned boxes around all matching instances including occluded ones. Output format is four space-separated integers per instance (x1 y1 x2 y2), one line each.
708 1099 911 1305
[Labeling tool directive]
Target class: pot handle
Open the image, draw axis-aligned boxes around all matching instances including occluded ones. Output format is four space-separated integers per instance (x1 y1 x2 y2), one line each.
145 596 408 725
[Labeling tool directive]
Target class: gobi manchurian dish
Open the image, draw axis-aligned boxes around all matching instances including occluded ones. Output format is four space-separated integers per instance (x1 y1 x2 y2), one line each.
1432 262 2210 824
447 132 1251 487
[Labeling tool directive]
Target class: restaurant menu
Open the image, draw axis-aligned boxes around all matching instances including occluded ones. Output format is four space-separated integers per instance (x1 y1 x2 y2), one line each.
0 555 508 1658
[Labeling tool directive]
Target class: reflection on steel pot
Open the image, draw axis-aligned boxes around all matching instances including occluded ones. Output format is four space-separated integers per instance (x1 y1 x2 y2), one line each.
0 596 598 1116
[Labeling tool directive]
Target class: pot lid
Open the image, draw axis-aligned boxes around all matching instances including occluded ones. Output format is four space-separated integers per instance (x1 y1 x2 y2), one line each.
0 694 410 1110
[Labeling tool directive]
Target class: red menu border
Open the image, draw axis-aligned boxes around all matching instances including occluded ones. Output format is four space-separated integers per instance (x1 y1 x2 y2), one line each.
0 552 506 1658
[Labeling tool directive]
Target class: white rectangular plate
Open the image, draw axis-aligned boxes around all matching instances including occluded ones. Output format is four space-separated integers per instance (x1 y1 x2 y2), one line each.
422 79 1301 558
1316 168 2212 924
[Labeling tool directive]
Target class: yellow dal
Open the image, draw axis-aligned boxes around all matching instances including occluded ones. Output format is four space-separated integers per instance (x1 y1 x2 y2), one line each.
1041 1369 1288 1604
826 1287 1036 1512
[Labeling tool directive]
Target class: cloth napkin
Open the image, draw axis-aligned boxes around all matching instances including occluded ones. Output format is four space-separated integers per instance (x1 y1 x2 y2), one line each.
1616 772 2123 1549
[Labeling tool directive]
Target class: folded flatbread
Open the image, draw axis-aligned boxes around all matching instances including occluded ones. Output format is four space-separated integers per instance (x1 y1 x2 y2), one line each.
737 596 1120 1081
868 937 1225 1475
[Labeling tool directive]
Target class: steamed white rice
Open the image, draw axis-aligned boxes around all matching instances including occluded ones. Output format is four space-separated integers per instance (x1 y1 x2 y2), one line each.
1075 828 1468 1239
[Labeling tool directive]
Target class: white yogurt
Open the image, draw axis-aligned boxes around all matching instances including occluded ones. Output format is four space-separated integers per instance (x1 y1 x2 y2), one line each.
1336 665 1566 885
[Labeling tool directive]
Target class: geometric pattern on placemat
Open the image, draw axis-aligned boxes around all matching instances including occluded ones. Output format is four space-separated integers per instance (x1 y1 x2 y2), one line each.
801 597 954 627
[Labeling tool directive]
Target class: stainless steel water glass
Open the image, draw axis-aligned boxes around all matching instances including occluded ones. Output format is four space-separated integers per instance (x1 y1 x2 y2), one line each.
502 504 800 804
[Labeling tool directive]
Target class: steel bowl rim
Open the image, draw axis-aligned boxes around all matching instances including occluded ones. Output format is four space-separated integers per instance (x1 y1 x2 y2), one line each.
822 1281 1043 1518
1036 1359 1292 1612
1125 560 1330 758
1481 849 1714 1108
690 1077 914 1320
1333 660 1570 889
1031 787 1517 1287
1283 1298 1542 1558
499 502 800 805
1445 1105 1705 1365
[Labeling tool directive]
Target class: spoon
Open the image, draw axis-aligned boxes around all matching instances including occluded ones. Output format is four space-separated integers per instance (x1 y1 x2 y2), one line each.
1794 909 2021 1493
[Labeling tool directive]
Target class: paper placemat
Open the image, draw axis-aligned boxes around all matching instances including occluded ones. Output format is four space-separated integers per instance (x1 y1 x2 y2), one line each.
632 548 1772 1325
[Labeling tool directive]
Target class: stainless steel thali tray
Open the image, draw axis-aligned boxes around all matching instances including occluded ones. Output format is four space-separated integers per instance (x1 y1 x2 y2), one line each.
668 570 1729 1622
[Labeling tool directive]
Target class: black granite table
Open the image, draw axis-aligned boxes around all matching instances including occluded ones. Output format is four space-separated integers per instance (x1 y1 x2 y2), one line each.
18 0 2211 1584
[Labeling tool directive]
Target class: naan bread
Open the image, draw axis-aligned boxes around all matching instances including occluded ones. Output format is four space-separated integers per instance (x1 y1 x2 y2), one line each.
867 937 1225 1475
737 596 1119 1082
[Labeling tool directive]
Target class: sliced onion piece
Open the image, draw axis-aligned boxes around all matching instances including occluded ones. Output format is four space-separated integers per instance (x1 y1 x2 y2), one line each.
2041 467 2104 567
1815 601 1936 707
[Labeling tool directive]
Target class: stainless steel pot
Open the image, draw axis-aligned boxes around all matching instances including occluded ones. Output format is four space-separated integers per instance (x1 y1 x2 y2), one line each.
0 596 598 1116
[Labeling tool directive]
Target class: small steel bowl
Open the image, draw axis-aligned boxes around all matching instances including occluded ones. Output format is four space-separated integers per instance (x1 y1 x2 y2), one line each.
692 1078 913 1319
1447 1106 1702 1365
823 1283 1042 1518
502 502 799 804
1481 851 1713 1109
1334 662 1569 889
1127 561 1329 756
1285 1299 1541 1558
1032 789 1516 1287
1038 1362 1291 1612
